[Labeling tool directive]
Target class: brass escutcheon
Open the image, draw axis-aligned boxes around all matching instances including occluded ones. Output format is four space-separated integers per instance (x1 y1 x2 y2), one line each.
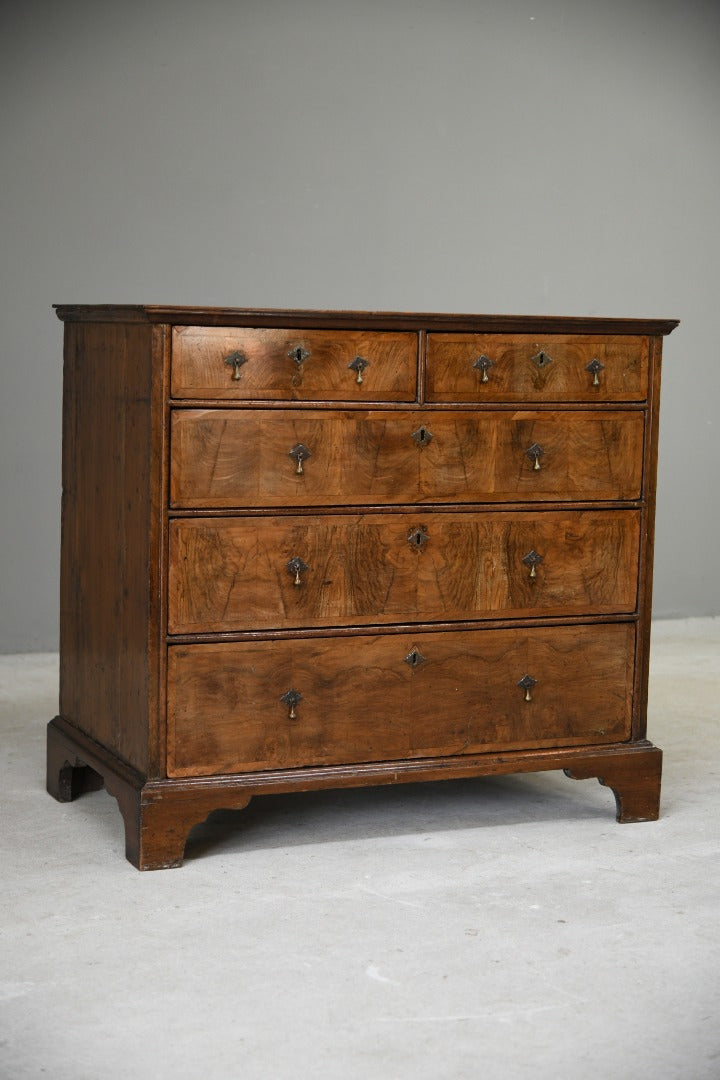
288 345 310 366
531 350 553 369
407 526 429 550
412 426 433 448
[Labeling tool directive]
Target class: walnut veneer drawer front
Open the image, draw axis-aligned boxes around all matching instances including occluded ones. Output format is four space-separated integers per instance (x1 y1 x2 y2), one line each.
51 306 677 867
426 334 648 402
171 326 418 400
168 509 641 633
166 623 635 777
170 408 645 507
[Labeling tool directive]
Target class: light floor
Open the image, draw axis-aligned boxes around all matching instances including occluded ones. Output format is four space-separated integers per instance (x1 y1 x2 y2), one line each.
1 618 718 1080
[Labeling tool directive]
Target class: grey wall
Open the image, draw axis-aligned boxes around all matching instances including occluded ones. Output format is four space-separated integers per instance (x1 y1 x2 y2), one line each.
1 0 719 652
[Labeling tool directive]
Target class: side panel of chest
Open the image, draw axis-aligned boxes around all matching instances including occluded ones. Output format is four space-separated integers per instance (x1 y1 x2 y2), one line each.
58 320 164 773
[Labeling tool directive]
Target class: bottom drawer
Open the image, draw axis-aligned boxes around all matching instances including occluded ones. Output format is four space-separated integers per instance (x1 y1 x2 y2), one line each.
166 623 634 777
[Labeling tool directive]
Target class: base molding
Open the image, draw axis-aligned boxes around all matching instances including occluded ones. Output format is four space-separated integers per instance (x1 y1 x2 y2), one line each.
47 716 662 870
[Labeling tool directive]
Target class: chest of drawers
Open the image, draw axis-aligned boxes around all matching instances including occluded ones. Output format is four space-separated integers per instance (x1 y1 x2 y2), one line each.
47 306 678 869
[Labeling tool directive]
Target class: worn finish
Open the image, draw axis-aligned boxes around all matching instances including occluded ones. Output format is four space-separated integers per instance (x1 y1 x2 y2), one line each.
54 305 679 337
426 334 648 402
166 623 635 777
59 322 163 773
171 326 418 401
167 509 641 633
170 408 645 508
46 711 662 872
48 307 676 868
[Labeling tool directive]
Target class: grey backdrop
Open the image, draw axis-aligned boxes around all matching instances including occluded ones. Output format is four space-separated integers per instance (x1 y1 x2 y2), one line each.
1 0 719 652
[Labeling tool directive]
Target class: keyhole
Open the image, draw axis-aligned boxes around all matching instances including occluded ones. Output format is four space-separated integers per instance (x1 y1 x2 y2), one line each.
289 345 310 366
412 426 433 448
532 350 553 370
407 526 429 550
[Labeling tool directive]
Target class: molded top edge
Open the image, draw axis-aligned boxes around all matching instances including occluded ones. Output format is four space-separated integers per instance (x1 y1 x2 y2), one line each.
53 304 680 335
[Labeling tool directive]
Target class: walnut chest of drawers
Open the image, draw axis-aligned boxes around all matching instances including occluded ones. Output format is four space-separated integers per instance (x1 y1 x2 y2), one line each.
47 306 678 869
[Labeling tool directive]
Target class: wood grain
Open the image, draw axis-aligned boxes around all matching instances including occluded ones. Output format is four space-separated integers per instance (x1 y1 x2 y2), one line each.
167 509 641 632
166 623 635 777
51 305 677 866
632 335 664 740
55 305 679 337
59 322 164 772
565 744 662 822
171 326 417 400
170 408 645 508
47 714 661 868
426 334 648 402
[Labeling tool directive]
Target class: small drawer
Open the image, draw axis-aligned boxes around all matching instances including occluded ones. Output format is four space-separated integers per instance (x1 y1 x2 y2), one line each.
426 334 648 402
171 326 418 401
167 622 635 776
167 509 641 633
170 408 645 508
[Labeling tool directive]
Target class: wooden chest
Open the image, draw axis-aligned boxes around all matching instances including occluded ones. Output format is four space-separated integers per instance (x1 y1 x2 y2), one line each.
47 306 678 869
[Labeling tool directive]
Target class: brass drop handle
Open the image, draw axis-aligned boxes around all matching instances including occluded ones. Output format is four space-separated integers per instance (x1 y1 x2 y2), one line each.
289 443 312 475
522 549 544 579
525 443 544 471
348 355 369 385
586 358 605 387
287 556 309 586
517 674 537 702
224 351 247 381
473 354 493 383
281 688 302 721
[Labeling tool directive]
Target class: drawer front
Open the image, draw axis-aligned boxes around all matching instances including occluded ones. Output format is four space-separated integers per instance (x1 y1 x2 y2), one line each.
167 623 635 776
426 334 648 402
170 409 644 508
168 509 641 633
171 326 418 401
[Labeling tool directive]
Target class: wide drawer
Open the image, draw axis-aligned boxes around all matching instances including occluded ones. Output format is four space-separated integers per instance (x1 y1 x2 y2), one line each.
426 334 648 402
171 326 418 401
170 408 645 507
168 509 641 633
166 622 635 776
